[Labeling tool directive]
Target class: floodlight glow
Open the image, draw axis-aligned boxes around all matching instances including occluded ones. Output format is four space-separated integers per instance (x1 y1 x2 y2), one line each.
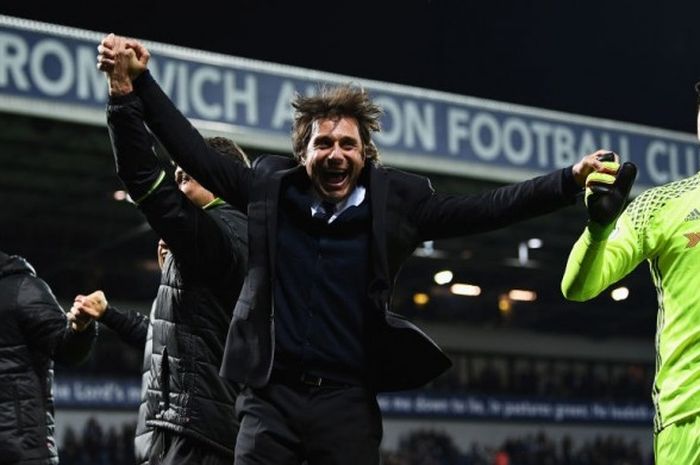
527 238 543 249
508 289 537 301
413 293 430 305
450 283 481 296
611 287 629 301
434 270 454 285
498 294 512 314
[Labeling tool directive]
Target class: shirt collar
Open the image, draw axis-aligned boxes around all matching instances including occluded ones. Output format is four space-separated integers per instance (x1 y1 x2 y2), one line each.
310 185 366 223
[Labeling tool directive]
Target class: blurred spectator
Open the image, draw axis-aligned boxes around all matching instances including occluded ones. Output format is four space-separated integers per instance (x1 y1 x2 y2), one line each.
57 423 650 465
58 419 135 465
493 449 510 465
380 429 651 465
424 352 651 404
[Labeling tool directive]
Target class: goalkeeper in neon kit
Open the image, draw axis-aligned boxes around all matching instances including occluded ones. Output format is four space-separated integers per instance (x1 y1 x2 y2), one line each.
561 91 700 464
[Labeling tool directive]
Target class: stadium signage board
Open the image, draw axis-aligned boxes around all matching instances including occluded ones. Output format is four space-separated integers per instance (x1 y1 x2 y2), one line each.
1 15 697 190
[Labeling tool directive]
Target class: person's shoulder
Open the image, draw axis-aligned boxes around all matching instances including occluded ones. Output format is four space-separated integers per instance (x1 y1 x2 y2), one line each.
383 166 436 199
631 173 700 209
626 173 700 228
252 154 296 175
213 202 247 223
658 172 700 197
0 255 36 282
207 202 247 228
13 271 57 308
0 258 33 309
205 204 247 255
375 163 429 184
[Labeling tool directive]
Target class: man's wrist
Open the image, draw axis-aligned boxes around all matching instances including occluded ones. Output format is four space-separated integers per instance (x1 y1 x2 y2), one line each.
587 221 615 241
99 305 115 322
108 77 134 97
70 318 94 333
562 166 583 198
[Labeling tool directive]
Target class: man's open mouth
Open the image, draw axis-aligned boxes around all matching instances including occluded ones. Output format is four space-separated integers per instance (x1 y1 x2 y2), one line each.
322 170 348 188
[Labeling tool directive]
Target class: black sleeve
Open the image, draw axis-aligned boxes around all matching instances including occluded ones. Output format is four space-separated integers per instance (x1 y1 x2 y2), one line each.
15 276 96 365
107 94 243 276
415 167 581 240
106 92 163 202
132 70 253 211
54 322 97 366
99 305 149 349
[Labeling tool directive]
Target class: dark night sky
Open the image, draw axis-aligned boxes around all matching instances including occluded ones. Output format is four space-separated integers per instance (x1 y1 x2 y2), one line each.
3 1 700 134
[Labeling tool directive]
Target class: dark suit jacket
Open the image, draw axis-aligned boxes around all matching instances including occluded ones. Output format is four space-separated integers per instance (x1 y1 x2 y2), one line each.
132 70 581 392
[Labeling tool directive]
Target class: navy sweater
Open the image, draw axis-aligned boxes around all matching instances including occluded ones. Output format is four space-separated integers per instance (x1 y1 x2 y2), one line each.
273 174 373 385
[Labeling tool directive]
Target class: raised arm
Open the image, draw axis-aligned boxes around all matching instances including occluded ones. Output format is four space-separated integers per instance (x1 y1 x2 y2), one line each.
415 166 580 240
414 150 622 240
106 93 244 275
97 34 252 211
562 159 641 300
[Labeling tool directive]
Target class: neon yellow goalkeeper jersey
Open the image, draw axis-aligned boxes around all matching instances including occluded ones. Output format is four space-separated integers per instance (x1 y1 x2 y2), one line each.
562 172 700 432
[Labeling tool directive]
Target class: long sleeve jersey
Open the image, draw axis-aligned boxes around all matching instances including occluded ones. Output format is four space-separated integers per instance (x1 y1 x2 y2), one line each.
562 172 700 432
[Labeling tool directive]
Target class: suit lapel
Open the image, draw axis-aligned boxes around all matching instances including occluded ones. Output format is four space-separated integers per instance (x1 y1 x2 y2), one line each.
266 165 305 279
369 164 390 282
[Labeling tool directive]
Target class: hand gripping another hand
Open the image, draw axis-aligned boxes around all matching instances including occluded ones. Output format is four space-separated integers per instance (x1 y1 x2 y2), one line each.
96 33 150 96
584 151 637 240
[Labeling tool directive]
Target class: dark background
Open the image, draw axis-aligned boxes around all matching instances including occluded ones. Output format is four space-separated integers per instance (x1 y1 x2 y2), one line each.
2 1 697 339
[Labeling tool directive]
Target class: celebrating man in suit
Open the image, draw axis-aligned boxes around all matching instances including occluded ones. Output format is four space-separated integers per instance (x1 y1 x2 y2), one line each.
97 33 617 465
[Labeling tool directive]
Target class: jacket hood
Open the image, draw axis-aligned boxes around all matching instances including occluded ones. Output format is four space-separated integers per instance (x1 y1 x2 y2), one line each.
0 254 36 279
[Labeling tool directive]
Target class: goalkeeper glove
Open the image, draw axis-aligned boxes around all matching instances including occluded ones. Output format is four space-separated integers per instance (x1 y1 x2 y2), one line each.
585 152 637 239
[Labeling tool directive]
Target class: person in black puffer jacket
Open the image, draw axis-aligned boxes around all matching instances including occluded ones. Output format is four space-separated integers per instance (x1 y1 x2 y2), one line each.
70 119 249 463
0 251 96 464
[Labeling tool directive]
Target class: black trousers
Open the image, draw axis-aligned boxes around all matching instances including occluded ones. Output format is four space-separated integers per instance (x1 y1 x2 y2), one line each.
234 382 383 465
149 429 232 465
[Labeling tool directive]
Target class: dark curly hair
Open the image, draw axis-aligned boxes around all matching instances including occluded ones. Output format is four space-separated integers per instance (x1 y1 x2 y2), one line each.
205 136 250 167
291 84 383 164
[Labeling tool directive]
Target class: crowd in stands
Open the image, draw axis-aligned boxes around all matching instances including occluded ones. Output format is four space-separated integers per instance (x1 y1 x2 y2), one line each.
428 353 652 404
382 429 652 465
57 418 651 465
58 418 135 465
